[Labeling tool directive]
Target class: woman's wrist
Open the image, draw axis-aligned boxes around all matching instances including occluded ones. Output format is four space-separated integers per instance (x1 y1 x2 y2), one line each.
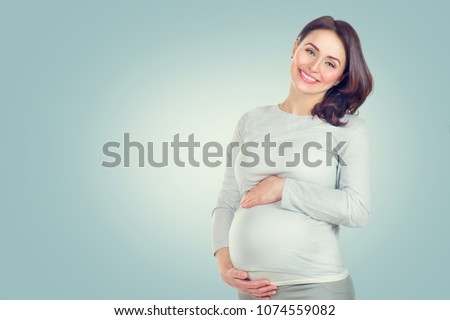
215 247 233 274
278 177 287 201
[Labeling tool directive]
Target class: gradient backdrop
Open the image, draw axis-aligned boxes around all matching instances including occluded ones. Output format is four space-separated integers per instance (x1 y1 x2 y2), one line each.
1 0 449 299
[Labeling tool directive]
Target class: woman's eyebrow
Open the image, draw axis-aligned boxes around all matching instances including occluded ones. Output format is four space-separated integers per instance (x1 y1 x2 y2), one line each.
304 42 341 66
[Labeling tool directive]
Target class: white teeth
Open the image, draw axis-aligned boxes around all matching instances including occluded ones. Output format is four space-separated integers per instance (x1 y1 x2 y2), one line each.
301 70 317 82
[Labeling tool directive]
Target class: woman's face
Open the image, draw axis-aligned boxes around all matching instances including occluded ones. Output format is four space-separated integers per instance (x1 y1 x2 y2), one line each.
290 29 347 98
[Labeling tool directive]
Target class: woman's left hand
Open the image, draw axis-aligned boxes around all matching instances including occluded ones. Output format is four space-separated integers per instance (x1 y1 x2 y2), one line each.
240 176 286 208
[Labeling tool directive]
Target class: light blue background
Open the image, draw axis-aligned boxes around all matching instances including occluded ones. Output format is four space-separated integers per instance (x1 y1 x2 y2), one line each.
1 0 449 299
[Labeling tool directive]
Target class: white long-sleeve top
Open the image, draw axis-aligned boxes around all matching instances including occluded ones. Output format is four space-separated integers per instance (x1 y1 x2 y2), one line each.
211 104 371 285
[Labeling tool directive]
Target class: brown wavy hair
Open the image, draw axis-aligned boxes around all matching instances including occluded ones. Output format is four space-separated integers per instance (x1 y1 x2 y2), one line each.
297 16 373 126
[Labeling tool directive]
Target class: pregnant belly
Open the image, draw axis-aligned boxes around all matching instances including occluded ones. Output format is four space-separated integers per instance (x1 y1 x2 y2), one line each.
228 201 344 275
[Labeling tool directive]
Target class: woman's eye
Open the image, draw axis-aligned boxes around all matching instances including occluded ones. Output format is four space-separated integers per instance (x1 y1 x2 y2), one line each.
325 61 336 68
306 49 315 56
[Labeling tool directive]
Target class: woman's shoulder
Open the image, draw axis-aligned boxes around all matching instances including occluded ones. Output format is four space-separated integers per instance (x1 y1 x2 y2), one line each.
244 105 274 116
339 113 368 130
236 105 276 124
334 113 370 141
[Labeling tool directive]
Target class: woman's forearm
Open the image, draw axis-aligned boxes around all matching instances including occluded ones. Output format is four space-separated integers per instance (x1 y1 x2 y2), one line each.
215 247 233 275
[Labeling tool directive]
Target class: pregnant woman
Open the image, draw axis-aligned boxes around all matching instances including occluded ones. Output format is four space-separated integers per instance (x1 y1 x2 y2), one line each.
211 16 373 300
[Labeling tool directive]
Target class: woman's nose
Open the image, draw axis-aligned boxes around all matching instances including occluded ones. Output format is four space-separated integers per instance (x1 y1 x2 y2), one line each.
308 59 320 73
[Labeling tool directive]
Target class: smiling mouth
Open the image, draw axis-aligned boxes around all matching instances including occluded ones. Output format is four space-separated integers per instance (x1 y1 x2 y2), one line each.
299 69 319 83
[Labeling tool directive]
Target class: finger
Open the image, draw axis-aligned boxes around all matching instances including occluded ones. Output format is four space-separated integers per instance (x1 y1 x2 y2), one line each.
243 288 274 298
236 278 271 289
240 192 251 204
247 286 277 295
230 269 248 280
245 282 277 292
242 198 257 208
265 290 277 296
247 199 256 206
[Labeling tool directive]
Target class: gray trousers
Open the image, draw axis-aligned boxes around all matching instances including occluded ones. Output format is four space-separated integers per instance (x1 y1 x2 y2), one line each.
237 275 355 300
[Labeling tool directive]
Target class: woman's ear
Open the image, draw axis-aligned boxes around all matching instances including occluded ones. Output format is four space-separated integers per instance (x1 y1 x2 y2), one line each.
292 40 299 58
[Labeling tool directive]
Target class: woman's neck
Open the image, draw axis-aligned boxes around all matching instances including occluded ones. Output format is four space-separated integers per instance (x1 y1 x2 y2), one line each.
280 85 324 116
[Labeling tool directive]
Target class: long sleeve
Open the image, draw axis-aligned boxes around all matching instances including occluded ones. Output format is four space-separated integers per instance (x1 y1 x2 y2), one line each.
211 112 247 255
280 118 371 227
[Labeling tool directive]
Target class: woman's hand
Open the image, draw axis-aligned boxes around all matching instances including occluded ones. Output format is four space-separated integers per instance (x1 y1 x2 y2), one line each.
215 248 277 299
221 268 277 300
240 176 286 208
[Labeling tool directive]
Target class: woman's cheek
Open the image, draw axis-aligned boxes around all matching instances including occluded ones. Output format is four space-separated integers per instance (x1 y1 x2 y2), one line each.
323 73 340 85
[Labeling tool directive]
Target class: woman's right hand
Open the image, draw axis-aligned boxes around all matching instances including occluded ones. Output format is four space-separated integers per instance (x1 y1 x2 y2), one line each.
221 267 278 299
215 247 277 300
